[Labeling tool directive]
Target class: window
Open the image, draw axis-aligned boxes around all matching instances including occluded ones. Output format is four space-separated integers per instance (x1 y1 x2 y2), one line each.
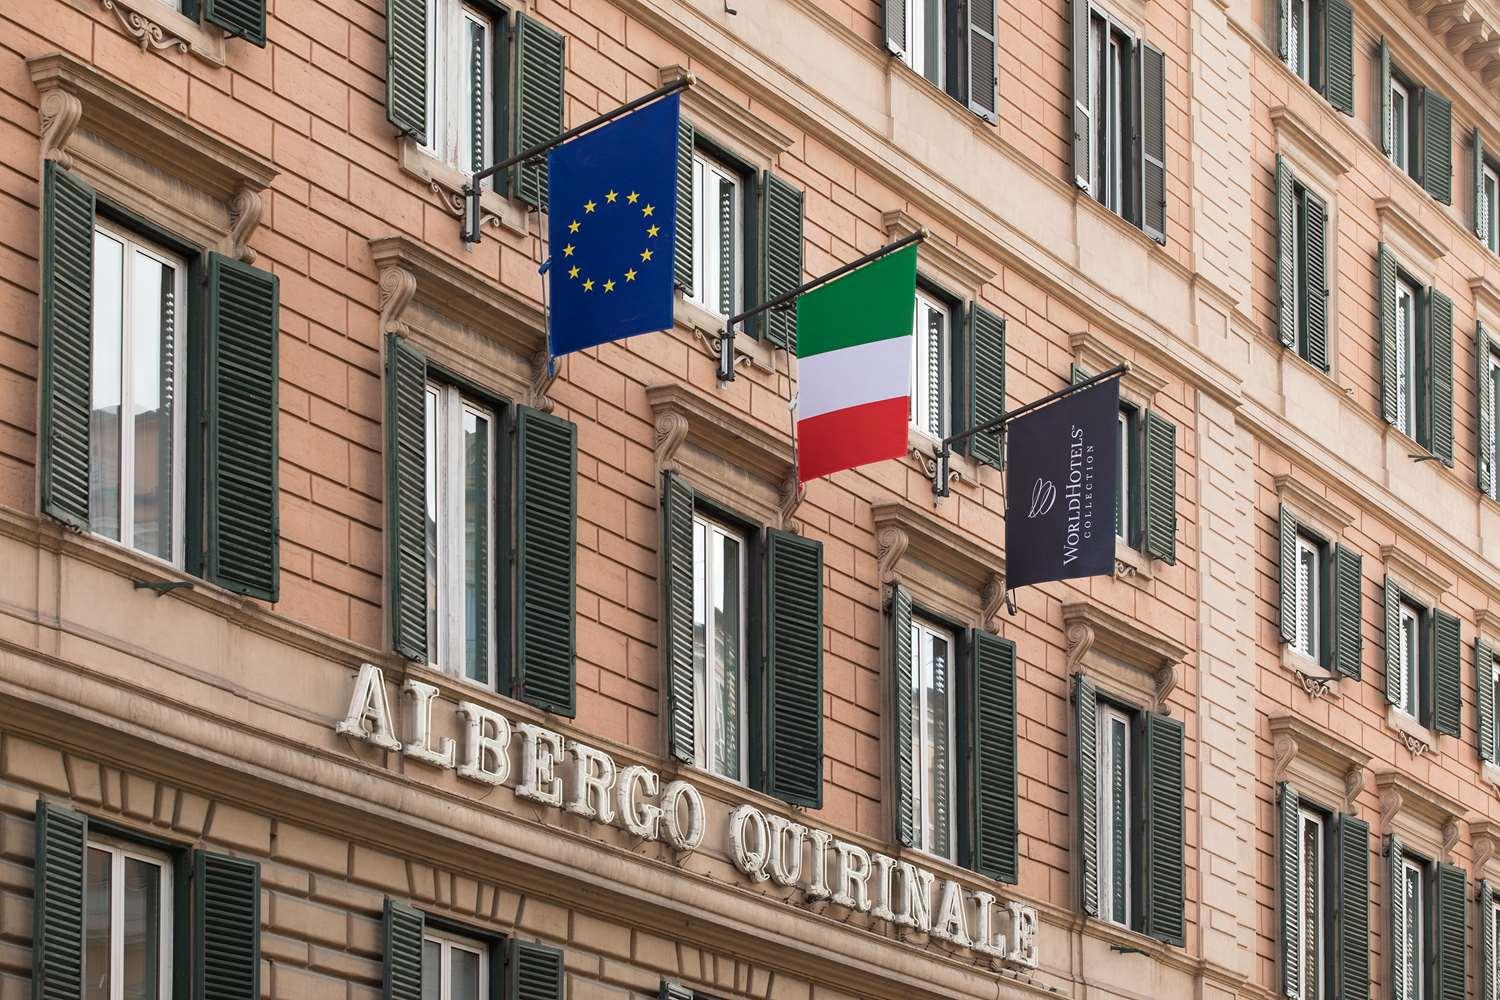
693 513 747 782
1391 77 1414 178
887 0 997 120
1396 599 1422 719
1491 649 1500 761
424 383 496 684
907 615 956 859
1293 533 1324 661
1399 856 1425 1000
1483 160 1499 253
1096 702 1133 928
89 224 186 566
688 147 746 318
903 0 945 88
1089 12 1136 222
911 290 951 437
1287 0 1315 84
1394 275 1419 439
1293 807 1328 1000
424 0 498 175
1115 405 1135 543
1488 348 1500 485
85 838 173 1000
422 927 489 1000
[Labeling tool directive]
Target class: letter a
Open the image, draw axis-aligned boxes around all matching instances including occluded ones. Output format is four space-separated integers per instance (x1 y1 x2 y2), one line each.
335 663 402 750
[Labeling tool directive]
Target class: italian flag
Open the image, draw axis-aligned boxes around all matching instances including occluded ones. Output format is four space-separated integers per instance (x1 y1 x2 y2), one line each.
795 245 918 482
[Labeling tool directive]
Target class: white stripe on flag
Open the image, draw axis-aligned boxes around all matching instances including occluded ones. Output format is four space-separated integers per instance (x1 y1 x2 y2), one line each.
797 334 912 422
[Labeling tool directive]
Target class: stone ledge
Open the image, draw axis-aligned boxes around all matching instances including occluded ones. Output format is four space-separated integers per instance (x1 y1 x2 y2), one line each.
883 210 995 293
1270 105 1354 178
1274 474 1356 534
1062 601 1186 713
1269 712 1368 812
660 65 793 163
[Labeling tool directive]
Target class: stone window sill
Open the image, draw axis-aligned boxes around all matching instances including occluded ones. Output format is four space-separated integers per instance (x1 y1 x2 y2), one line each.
1114 540 1154 582
1386 704 1439 757
674 296 775 375
1280 645 1342 701
399 138 529 238
99 0 227 66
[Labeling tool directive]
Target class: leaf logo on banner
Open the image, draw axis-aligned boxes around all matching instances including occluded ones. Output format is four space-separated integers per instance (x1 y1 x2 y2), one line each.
1028 479 1057 518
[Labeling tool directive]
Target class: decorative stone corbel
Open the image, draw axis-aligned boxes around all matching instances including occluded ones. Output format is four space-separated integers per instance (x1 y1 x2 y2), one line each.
38 90 82 169
1271 732 1298 785
377 265 418 337
1064 620 1094 675
1379 786 1404 832
1342 766 1366 814
1152 665 1177 712
1296 669 1336 701
777 474 804 533
654 411 689 474
876 526 909 585
100 0 190 55
226 185 263 265
1441 818 1462 863
1473 821 1498 876
980 575 1005 634
528 349 558 414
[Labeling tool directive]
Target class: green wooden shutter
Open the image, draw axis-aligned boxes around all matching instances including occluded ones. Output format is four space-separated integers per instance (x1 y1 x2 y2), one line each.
1479 323 1495 497
1275 156 1297 350
1433 608 1462 737
966 0 999 123
385 0 428 140
1333 545 1363 679
33 800 87 1000
387 335 428 661
883 0 907 56
1435 862 1467 1000
1423 89 1454 205
1477 635 1495 763
206 252 280 602
763 529 823 808
1388 834 1406 1000
889 585 914 847
1276 0 1289 58
1303 187 1329 371
1278 505 1298 644
1277 782 1301 999
967 304 1006 467
1475 127 1487 241
515 406 577 716
1071 0 1091 190
760 172 803 350
205 0 266 45
507 940 564 1000
1324 0 1355 115
1143 711 1185 946
39 162 96 531
1379 39 1393 156
194 851 260 1000
1138 42 1167 244
662 472 696 763
1482 880 1496 1000
970 630 1018 884
1379 243 1398 425
1430 288 1455 464
512 14 565 210
1334 813 1370 1000
1383 576 1401 704
1074 673 1100 917
674 119 694 295
660 982 694 1000
1142 411 1176 563
382 899 425 1000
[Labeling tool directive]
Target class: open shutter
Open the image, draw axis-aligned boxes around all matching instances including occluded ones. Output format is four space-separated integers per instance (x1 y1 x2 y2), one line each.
1430 288 1455 464
1277 782 1302 999
1332 545 1363 679
512 14 565 210
39 162 95 531
507 940 564 1000
387 336 428 661
1278 505 1298 644
1388 834 1407 1000
1334 813 1370 1000
970 630 1018 884
883 0 907 56
1479 323 1495 497
1142 411 1176 563
889 584 914 847
33 800 87 1000
205 0 266 45
1476 128 1488 241
1378 243 1399 425
760 172 804 350
1379 39 1393 156
1422 89 1454 205
1303 187 1329 370
674 119 694 295
194 851 260 1000
1383 576 1402 704
662 472 696 763
1478 635 1495 764
1071 0 1091 190
382 899 425 1000
1435 862 1467 1000
515 406 577 716
1138 42 1168 243
205 252 280 602
1074 673 1099 917
1482 881 1497 1000
385 0 428 140
1324 0 1355 115
1143 711 1185 946
967 0 999 123
763 529 823 808
1275 156 1297 349
967 304 1006 467
1432 608 1462 737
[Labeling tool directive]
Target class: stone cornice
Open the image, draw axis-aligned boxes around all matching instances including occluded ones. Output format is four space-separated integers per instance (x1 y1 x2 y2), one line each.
870 502 1005 631
1069 331 1169 402
1380 544 1455 600
1375 770 1466 861
882 211 996 293
659 65 793 162
1274 474 1356 533
1471 275 1500 323
1269 105 1354 177
1376 197 1450 268
1269 713 1370 812
1062 601 1186 712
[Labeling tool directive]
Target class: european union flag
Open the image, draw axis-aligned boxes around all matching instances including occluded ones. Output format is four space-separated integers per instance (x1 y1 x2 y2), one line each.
547 93 680 357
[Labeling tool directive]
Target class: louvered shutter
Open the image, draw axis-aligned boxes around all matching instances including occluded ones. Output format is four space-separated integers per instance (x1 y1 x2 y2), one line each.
387 336 427 661
674 119 694 294
1430 288 1455 464
1432 608 1462 737
205 252 280 602
1278 505 1298 644
1378 243 1399 425
1303 187 1329 371
967 0 999 123
1379 40 1393 156
1324 0 1355 115
39 162 95 531
507 940 564 1000
1071 0 1091 190
1435 862 1467 1000
967 304 1006 467
382 899 425 1000
662 472 696 763
1383 577 1402 705
1388 834 1407 1000
889 584 915 847
1276 0 1289 59
1478 636 1496 764
385 0 428 141
1479 323 1496 497
760 172 803 350
1138 42 1167 244
1275 156 1297 349
1142 411 1176 563
1333 545 1363 679
1482 880 1497 1000
515 406 577 716
33 800 87 1000
205 0 266 45
970 630 1018 884
1074 673 1100 917
1143 711 1185 946
194 851 260 1000
883 0 907 57
1475 127 1488 241
512 14 565 210
1423 89 1454 205
660 982 694 1000
1277 783 1301 999
1334 813 1370 1000
763 529 823 807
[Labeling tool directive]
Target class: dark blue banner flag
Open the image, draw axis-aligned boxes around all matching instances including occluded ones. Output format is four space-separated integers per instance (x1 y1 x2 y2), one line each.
546 92 680 357
1004 377 1120 590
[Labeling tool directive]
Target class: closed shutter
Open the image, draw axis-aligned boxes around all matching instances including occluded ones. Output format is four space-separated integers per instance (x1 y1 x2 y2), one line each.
1275 156 1297 350
1430 288 1455 464
1334 813 1370 1000
967 304 1006 467
662 472 696 763
1480 636 1497 764
1142 411 1176 563
1479 323 1495 497
660 983 694 1000
1277 782 1301 999
764 529 823 807
1332 545 1363 679
194 851 261 1000
1383 576 1402 705
385 0 428 140
969 630 1018 884
883 0 906 57
1378 243 1399 425
1432 608 1462 737
512 14 565 210
387 336 428 661
889 585 915 847
515 406 577 716
1303 187 1329 371
382 899 425 1000
1482 880 1497 1000
1278 505 1298 644
1074 673 1100 917
1138 42 1168 244
1475 127 1488 242
1324 0 1355 114
33 800 87 1000
205 252 280 603
39 162 95 531
1276 0 1289 59
1434 862 1467 1000
1423 89 1454 205
1142 711 1185 946
1379 39 1393 156
760 172 803 350
1072 0 1091 190
674 119 694 294
1388 834 1406 1000
507 940 564 1000
204 0 266 45
967 0 999 123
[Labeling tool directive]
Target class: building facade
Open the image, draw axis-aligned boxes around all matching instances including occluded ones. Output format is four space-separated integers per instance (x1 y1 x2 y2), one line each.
2 0 1500 997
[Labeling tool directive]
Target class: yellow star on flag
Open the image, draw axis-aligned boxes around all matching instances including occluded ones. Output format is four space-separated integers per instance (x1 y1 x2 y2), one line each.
563 244 575 257
626 191 639 204
568 266 580 279
568 220 581 234
582 279 595 291
606 190 618 203
640 248 654 262
641 204 655 217
603 279 616 292
624 269 637 282
584 200 597 213
647 225 660 238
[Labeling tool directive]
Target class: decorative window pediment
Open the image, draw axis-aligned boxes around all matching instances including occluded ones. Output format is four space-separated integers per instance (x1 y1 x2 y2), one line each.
1376 197 1447 285
1275 473 1355 537
1472 275 1500 330
1375 769 1465 863
1063 600 1187 712
1471 819 1500 883
871 501 1004 629
1270 105 1353 183
1269 712 1369 813
1381 544 1453 608
881 211 995 297
1069 330 1167 405
659 65 792 165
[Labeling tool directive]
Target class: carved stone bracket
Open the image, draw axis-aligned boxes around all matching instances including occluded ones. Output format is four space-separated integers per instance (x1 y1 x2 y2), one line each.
1269 714 1370 815
528 349 559 414
980 575 1005 634
377 265 418 337
1061 602 1188 714
101 0 190 55
654 411 690 474
38 90 82 169
1441 819 1462 862
226 185 263 264
907 443 959 492
1472 820 1500 879
1398 730 1432 757
1343 767 1365 814
1295 669 1336 700
1271 732 1298 785
1379 786 1404 832
876 526 909 585
1153 665 1177 710
429 178 504 232
1114 558 1137 579
777 474 804 533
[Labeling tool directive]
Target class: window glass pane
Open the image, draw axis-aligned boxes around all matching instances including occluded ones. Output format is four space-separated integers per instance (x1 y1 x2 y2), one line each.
422 940 440 1000
910 621 953 858
1401 605 1420 717
1392 86 1408 171
1297 537 1318 659
1108 716 1127 925
452 947 481 1000
928 628 950 856
85 847 111 1000
921 0 942 86
130 251 174 561
425 388 440 666
1404 864 1421 999
1116 408 1129 540
92 231 125 543
1300 815 1320 998
462 409 489 684
712 528 742 780
121 856 161 1000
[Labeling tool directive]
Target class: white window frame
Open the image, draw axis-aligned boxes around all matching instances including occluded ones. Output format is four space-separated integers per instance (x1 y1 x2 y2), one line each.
908 614 958 860
86 836 174 1000
1395 276 1419 439
1089 12 1135 218
424 0 495 175
1391 78 1412 174
689 147 744 319
910 290 951 438
1483 161 1499 254
902 0 945 86
1491 651 1500 761
1096 702 1133 928
1289 0 1312 82
1398 599 1422 720
692 511 748 783
1488 348 1500 494
1295 533 1322 661
1116 405 1133 543
1402 856 1425 1000
1295 807 1325 1000
423 926 490 1000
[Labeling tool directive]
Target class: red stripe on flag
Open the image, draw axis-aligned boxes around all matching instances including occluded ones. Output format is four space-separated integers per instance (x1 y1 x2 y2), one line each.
797 396 910 482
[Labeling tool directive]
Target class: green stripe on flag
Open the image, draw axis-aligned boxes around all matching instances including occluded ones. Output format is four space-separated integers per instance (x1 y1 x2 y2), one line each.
796 245 918 359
